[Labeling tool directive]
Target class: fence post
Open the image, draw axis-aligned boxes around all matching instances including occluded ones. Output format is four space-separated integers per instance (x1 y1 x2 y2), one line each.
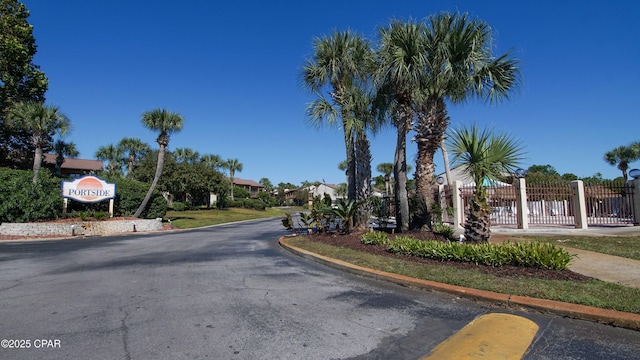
451 180 464 230
571 180 588 229
515 178 528 229
632 178 640 226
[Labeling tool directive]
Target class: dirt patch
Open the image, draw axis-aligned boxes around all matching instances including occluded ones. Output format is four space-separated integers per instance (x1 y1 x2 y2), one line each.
301 230 592 282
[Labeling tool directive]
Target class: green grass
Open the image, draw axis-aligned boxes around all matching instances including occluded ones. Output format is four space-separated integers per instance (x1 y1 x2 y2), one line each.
524 235 640 260
285 236 640 314
165 207 287 229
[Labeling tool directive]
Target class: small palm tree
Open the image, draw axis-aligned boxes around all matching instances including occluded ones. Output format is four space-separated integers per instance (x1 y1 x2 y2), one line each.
53 139 79 176
95 144 124 175
118 137 149 178
133 108 184 218
6 102 70 182
224 158 243 201
604 145 640 181
448 125 525 242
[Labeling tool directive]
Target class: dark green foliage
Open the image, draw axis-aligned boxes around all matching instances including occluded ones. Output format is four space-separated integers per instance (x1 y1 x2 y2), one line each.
0 168 61 222
110 177 166 218
0 0 49 167
233 186 251 200
172 202 186 211
257 191 275 207
252 200 266 211
431 223 455 239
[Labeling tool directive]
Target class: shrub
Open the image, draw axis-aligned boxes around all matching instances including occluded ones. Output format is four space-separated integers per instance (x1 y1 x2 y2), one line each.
361 231 389 246
93 211 109 220
432 222 455 239
111 178 167 218
253 201 266 211
0 168 63 222
386 237 574 270
172 202 186 211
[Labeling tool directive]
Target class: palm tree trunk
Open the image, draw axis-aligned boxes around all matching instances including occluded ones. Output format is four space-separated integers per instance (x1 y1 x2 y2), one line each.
344 125 357 202
134 145 165 218
354 130 372 230
394 105 411 232
32 146 42 183
412 97 448 230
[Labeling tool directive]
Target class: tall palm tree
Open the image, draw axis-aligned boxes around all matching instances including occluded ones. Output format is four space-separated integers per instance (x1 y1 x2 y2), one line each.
376 162 394 195
604 144 640 181
412 12 521 230
95 144 124 175
376 19 428 232
302 30 374 204
448 124 524 242
6 101 70 182
133 108 184 218
53 139 79 176
118 137 149 178
224 158 243 201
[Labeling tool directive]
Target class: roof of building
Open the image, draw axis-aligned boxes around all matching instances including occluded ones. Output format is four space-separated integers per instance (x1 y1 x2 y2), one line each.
42 154 103 171
232 178 263 188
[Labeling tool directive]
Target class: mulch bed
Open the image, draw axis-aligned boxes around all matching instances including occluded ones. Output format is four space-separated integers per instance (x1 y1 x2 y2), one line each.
301 229 593 282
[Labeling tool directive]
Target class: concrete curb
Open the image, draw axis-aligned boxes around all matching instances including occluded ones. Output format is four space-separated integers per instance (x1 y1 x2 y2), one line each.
279 236 640 331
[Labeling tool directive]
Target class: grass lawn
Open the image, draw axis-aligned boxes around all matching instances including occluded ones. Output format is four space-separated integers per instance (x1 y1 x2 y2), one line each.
165 207 289 229
284 235 640 314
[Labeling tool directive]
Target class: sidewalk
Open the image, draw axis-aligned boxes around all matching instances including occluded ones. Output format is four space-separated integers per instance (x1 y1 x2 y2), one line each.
493 225 640 288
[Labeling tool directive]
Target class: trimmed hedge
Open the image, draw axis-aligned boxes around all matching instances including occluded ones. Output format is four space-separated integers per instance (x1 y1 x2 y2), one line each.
0 168 63 222
386 237 574 270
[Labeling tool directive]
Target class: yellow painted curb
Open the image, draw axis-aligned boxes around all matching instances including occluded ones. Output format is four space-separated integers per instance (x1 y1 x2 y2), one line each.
422 313 539 360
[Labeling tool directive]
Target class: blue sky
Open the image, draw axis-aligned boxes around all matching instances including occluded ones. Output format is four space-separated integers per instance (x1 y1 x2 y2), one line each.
22 0 640 186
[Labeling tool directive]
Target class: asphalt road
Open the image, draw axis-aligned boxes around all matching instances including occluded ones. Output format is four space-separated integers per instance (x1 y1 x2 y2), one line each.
0 218 639 359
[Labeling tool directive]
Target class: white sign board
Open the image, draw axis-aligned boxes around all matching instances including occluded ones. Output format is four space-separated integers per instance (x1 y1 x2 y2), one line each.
62 176 116 203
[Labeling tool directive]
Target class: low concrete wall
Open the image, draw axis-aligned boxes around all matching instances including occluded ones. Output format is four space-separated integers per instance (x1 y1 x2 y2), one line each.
0 218 164 237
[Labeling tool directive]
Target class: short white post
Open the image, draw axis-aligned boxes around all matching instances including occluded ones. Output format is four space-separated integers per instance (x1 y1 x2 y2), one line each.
515 178 528 229
451 180 464 230
571 180 588 229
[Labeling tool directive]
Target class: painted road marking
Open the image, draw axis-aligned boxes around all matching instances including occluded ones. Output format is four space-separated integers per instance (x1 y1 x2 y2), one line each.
422 313 539 360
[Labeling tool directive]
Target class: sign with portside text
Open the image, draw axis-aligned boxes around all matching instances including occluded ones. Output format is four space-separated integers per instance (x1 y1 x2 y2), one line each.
62 176 116 203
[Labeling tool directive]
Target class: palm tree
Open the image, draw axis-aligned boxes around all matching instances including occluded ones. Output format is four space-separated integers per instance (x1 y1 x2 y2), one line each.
604 144 640 181
95 144 124 175
376 162 394 195
53 139 79 176
174 147 200 164
133 108 184 218
302 30 374 204
200 154 224 171
224 158 243 201
376 19 428 232
118 137 149 178
412 12 521 230
448 125 525 242
6 102 70 182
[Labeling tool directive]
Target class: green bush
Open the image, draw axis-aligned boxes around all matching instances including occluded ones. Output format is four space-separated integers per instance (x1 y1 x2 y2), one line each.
386 237 574 270
230 200 244 208
253 201 266 211
361 231 389 246
432 222 455 239
172 202 186 211
111 178 167 218
0 168 63 222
